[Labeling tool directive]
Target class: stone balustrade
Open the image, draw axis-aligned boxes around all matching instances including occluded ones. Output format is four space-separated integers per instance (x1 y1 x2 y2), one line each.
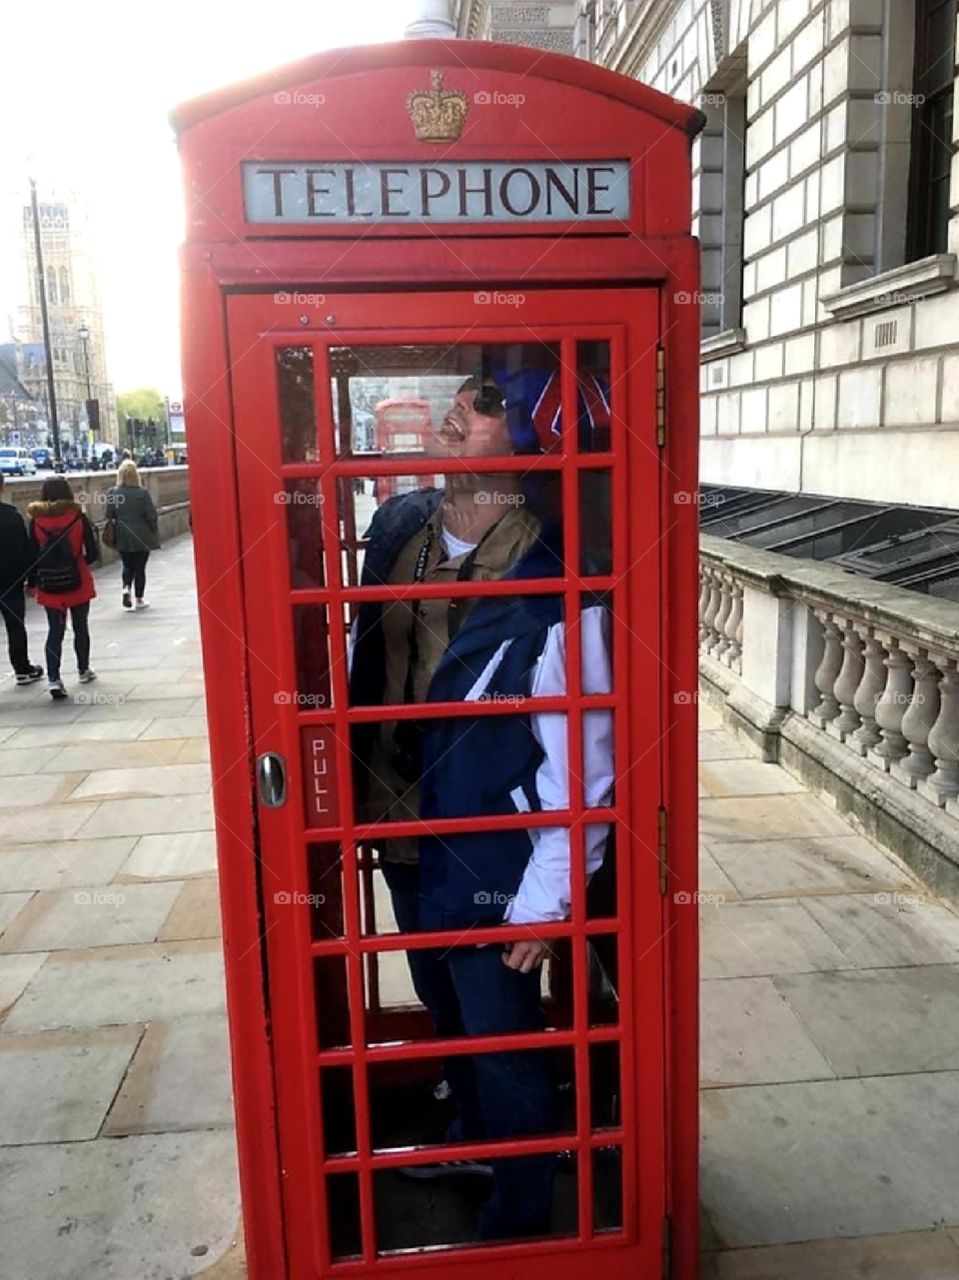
699 534 959 898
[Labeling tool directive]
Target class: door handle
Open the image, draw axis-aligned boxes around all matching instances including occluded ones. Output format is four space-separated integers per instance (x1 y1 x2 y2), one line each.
257 752 287 808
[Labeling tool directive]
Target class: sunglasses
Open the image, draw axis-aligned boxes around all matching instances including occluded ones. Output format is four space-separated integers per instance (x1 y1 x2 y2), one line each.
470 384 507 416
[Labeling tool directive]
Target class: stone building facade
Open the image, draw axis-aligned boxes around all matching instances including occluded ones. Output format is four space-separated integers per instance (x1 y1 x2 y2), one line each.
444 1 958 508
563 0 959 511
453 1 579 50
15 194 116 451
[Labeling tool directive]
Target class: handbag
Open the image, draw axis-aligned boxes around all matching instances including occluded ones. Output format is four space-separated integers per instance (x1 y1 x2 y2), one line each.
102 519 117 549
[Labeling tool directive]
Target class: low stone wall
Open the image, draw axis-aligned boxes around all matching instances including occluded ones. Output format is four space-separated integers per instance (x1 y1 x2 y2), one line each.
699 534 959 902
2 467 190 568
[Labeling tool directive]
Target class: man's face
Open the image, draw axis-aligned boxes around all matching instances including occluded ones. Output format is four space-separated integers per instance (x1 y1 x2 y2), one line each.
429 384 510 458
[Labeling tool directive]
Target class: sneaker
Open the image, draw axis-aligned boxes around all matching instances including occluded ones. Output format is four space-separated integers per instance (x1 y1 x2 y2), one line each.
122 591 132 609
48 680 68 701
134 600 150 611
78 669 97 683
16 666 44 686
397 1159 494 1181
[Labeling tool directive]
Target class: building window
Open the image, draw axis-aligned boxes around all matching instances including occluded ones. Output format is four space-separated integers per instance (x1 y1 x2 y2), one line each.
47 272 59 306
906 0 956 260
60 267 71 304
698 72 746 339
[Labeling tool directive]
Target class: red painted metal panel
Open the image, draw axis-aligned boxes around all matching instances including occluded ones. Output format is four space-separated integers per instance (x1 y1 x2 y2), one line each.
176 38 700 1280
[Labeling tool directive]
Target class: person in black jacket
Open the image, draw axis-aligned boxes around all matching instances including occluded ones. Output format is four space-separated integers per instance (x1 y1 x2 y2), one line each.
0 472 43 686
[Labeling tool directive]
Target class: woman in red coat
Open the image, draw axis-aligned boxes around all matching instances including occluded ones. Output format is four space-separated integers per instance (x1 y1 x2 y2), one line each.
28 477 100 701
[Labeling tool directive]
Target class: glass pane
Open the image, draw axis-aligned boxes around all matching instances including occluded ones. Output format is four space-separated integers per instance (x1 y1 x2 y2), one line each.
327 1172 361 1262
590 1041 621 1131
587 936 620 1027
307 842 344 940
285 478 325 588
320 1066 356 1157
375 1151 577 1251
366 1048 575 1152
292 605 332 708
580 470 612 573
276 346 317 462
594 1146 623 1233
328 341 563 460
577 339 612 453
314 954 352 1050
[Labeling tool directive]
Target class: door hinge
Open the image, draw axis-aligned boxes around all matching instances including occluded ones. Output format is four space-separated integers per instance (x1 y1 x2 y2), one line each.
662 1213 672 1279
655 345 666 447
658 805 668 895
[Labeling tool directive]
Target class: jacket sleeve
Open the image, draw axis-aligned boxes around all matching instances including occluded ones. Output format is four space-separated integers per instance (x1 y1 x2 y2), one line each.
503 606 614 926
82 514 100 564
26 519 39 587
12 510 33 584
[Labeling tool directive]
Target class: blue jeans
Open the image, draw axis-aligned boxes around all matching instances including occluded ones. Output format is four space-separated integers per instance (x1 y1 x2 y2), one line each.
380 857 558 1240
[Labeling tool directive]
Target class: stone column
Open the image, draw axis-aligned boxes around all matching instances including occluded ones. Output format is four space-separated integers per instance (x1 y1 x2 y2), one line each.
849 628 886 755
829 618 864 741
868 639 912 771
919 658 959 808
893 648 941 788
810 611 842 727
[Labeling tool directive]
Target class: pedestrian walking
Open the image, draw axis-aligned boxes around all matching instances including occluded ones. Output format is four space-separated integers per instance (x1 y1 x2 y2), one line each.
105 460 160 611
0 472 44 687
28 477 100 701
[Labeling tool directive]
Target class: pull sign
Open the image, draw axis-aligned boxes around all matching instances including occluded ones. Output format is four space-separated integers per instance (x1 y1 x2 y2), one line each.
301 726 340 828
242 160 631 225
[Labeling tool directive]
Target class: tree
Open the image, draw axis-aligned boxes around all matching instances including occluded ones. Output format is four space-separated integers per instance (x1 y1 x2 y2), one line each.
116 389 165 436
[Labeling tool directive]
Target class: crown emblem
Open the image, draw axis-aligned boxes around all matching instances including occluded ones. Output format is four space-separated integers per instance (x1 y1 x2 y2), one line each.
406 71 468 143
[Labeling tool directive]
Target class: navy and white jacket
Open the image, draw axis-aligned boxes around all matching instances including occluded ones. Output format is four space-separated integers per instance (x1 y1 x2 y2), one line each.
350 489 613 929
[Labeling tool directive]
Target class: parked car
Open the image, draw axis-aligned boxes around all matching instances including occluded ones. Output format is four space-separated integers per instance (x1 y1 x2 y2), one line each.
0 447 37 476
31 447 53 469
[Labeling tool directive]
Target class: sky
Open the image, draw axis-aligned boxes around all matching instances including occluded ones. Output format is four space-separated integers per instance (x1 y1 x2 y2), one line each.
0 0 415 397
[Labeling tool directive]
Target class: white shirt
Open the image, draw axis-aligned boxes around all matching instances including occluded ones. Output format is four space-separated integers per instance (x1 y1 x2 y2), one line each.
463 605 614 924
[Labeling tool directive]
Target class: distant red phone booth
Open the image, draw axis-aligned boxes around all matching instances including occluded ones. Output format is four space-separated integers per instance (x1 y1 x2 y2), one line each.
173 37 703 1280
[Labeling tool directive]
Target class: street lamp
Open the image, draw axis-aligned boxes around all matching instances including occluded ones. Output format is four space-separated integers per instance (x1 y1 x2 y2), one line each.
76 322 100 452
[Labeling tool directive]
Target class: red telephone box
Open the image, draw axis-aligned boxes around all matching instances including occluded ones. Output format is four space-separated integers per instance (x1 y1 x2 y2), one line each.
173 38 702 1280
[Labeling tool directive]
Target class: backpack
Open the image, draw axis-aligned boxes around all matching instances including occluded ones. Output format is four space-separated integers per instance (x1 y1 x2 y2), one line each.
36 515 82 595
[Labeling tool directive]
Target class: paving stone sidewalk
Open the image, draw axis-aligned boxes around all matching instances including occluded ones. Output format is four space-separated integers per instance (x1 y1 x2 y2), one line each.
0 538 957 1278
